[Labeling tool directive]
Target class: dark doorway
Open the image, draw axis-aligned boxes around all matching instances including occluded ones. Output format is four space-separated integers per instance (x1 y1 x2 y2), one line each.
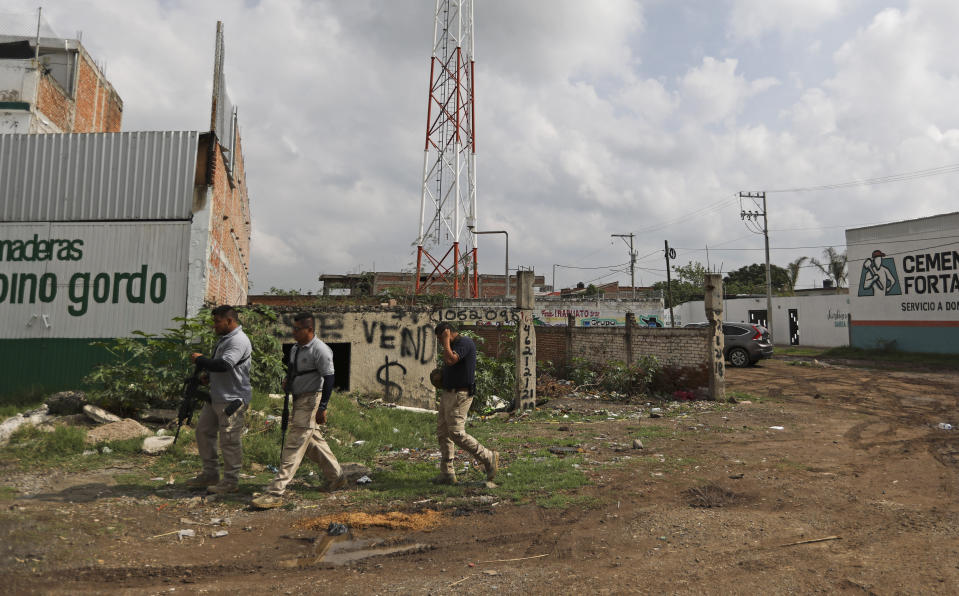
747 309 768 329
281 341 351 392
328 343 351 392
788 309 800 346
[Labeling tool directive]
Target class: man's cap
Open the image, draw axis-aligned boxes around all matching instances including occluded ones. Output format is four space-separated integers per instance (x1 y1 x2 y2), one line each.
871 249 885 258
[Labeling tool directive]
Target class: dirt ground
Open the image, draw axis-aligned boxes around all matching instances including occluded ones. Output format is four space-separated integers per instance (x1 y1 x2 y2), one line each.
3 356 959 595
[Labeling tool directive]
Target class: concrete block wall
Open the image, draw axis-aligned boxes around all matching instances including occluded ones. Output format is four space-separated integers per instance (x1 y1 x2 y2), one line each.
274 306 437 410
475 323 709 374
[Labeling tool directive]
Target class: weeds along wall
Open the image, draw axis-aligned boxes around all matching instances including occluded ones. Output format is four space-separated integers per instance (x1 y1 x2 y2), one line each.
272 306 437 410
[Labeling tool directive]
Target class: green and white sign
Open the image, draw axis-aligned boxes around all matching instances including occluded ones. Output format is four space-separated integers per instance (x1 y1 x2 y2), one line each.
0 222 189 339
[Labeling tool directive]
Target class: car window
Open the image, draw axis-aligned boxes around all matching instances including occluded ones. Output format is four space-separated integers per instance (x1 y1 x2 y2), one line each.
722 324 748 336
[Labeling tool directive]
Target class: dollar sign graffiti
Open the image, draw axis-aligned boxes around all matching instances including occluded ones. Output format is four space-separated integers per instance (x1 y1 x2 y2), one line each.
377 356 407 402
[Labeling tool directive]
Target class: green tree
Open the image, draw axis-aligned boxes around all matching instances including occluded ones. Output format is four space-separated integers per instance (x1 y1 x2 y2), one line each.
723 263 789 294
811 247 848 288
266 287 303 295
653 261 708 308
785 256 808 293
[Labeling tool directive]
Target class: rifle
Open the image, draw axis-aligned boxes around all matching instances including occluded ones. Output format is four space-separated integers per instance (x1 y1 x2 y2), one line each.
173 364 209 444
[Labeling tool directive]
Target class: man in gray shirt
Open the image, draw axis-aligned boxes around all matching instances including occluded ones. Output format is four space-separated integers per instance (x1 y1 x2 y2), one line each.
187 305 252 494
252 313 345 509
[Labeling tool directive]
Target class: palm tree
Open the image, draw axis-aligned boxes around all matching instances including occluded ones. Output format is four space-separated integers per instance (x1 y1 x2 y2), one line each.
786 256 808 293
811 247 847 289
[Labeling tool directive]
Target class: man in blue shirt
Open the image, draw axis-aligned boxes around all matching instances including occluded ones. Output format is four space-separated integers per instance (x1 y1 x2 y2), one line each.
433 322 499 485
186 305 252 494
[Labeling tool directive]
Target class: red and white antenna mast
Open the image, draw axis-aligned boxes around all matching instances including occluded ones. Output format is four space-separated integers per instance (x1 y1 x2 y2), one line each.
415 0 478 298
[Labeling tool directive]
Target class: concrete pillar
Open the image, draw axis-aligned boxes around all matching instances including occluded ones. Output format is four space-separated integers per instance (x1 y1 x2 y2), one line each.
514 271 536 410
565 313 575 377
704 274 725 401
624 311 635 367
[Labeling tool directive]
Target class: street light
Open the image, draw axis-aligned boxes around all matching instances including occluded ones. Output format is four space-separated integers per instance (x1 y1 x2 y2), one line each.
470 229 509 298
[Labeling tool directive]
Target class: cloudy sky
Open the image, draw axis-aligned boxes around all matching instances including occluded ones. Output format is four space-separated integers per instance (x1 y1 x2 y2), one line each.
6 0 959 292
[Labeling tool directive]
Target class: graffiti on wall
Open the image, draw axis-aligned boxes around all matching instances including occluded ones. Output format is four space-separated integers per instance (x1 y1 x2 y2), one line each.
515 311 536 409
312 310 436 403
434 307 520 324
377 356 407 402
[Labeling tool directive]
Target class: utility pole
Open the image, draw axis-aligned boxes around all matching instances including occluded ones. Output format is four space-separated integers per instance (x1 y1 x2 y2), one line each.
611 233 636 299
739 191 773 343
664 240 676 327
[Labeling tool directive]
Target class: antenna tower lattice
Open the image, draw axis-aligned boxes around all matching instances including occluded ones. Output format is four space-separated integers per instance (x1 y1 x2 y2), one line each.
415 0 477 298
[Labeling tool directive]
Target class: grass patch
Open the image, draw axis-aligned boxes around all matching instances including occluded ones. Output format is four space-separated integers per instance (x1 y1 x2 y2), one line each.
0 386 48 421
3 426 87 465
775 346 829 358
492 454 589 504
819 346 959 369
775 459 812 472
0 486 17 500
0 391 597 511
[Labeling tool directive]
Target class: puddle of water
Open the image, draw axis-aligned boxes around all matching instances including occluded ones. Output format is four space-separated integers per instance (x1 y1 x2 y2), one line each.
277 535 430 568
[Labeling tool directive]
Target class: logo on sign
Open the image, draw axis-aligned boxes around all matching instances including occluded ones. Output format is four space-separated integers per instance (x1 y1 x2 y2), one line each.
858 250 901 297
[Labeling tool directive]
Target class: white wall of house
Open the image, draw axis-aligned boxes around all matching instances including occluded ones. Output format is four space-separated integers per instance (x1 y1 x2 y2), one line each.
673 294 850 347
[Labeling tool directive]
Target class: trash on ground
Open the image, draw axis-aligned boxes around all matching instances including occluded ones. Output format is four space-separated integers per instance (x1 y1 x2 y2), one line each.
211 530 228 538
937 422 953 430
177 529 195 540
356 475 372 485
769 426 785 431
327 522 348 536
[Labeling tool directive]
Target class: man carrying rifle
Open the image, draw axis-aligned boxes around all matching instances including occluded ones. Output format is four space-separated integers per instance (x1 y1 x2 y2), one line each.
252 313 345 509
186 305 252 495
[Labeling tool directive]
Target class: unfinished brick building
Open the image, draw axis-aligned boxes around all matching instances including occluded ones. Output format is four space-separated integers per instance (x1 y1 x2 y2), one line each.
0 32 122 133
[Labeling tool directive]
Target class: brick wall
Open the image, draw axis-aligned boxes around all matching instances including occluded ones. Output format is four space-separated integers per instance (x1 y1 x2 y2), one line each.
35 75 70 131
71 49 122 133
475 324 708 372
34 45 123 133
571 327 709 369
204 133 251 307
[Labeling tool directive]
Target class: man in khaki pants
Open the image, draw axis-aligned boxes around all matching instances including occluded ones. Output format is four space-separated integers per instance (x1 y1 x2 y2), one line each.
187 305 252 494
433 322 499 484
252 313 345 509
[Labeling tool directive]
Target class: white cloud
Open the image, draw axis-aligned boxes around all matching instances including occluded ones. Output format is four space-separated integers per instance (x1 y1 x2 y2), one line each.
679 57 779 125
6 0 959 293
728 0 845 42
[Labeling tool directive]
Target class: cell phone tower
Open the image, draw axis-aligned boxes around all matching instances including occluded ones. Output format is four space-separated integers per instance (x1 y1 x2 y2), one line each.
415 0 478 298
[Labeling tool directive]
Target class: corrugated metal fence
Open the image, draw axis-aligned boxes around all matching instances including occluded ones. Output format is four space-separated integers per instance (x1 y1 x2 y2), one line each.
0 131 199 221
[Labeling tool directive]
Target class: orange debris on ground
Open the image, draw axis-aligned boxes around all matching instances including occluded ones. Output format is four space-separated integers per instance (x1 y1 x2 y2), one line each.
293 510 443 532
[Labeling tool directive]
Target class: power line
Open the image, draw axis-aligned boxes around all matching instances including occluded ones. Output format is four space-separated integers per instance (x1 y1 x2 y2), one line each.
555 261 630 271
766 162 959 193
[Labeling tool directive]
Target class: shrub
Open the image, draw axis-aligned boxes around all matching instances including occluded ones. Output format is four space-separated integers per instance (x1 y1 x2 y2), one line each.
459 329 515 414
566 355 661 398
83 307 285 416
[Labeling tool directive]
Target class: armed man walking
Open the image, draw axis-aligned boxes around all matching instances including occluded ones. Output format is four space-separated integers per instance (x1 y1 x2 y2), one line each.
186 305 252 494
252 313 345 509
433 322 499 485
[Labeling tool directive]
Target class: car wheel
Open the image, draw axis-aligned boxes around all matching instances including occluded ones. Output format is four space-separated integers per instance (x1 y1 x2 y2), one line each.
728 347 750 368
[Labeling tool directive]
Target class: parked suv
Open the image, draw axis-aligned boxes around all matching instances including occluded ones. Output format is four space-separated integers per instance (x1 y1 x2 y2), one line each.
683 322 774 367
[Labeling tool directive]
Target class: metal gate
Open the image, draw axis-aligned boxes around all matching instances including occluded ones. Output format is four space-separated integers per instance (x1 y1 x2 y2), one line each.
788 309 800 346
